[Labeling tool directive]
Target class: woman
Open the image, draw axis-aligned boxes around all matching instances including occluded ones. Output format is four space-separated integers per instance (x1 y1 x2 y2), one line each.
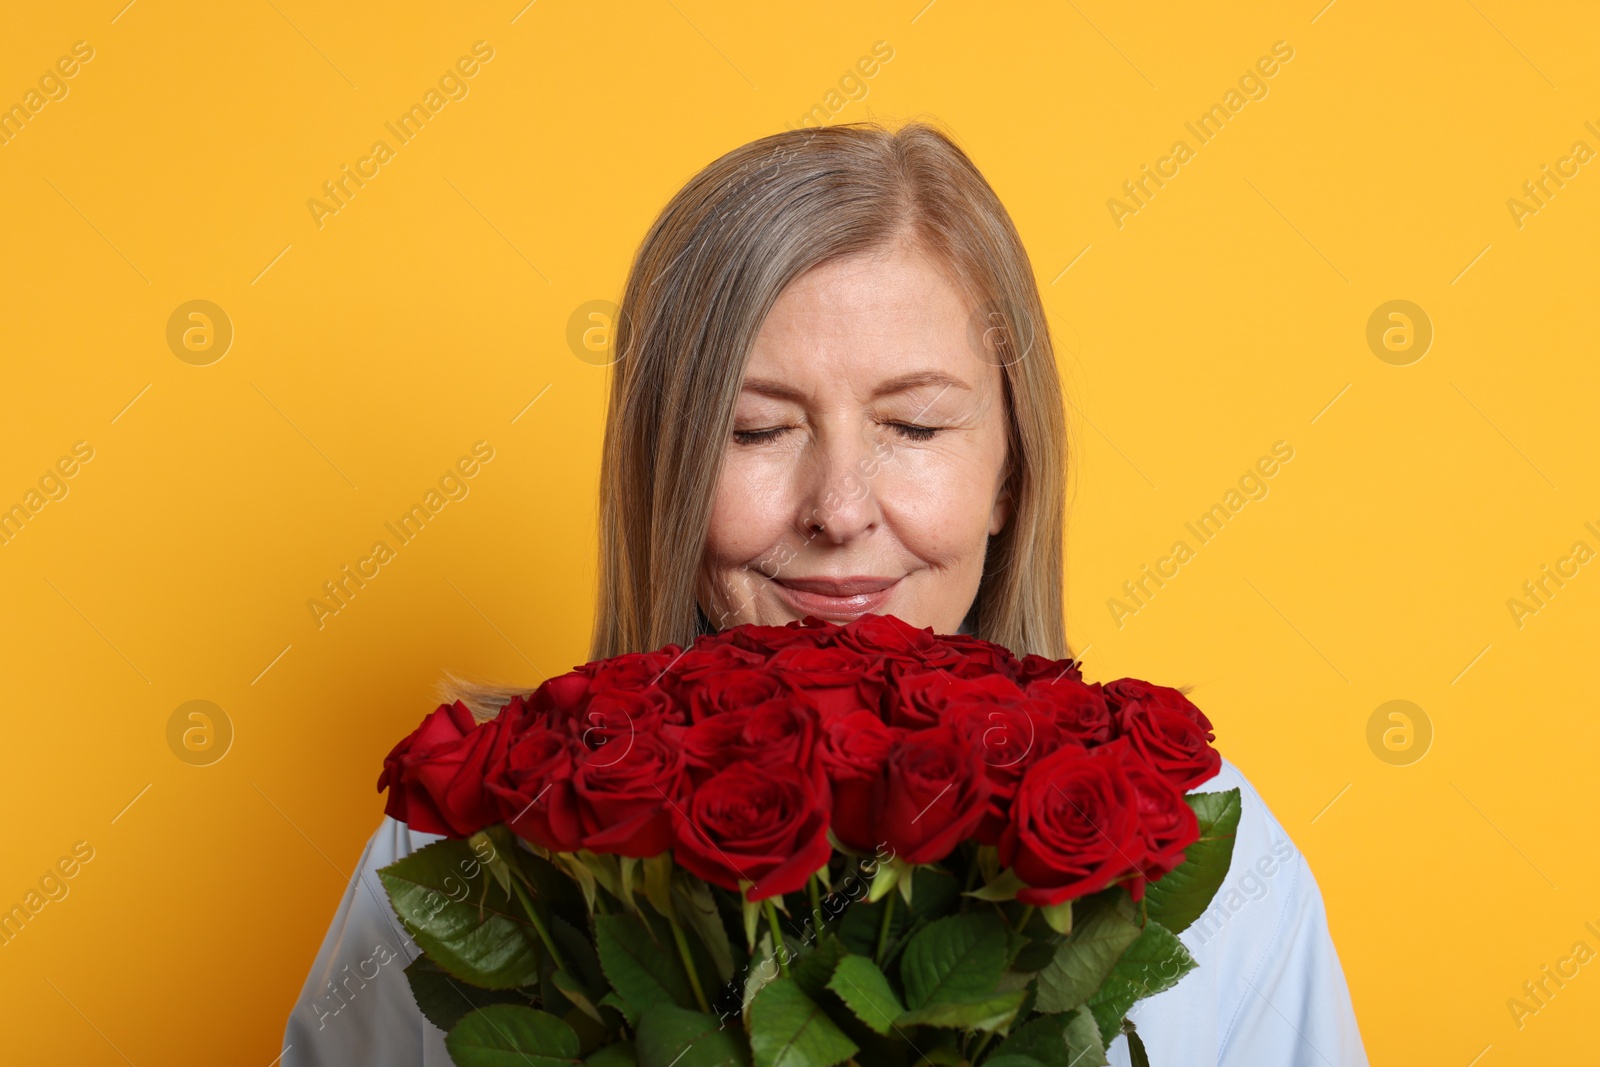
283 121 1367 1065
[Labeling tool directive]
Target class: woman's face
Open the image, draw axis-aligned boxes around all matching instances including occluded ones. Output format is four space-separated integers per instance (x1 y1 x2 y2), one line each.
699 238 1013 634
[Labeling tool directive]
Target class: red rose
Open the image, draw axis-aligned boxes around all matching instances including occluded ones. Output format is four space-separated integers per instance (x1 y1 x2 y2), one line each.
882 669 1029 731
1107 680 1220 791
1013 653 1085 688
944 702 1064 845
1025 677 1113 745
716 617 835 655
669 761 831 901
770 645 887 717
942 649 1022 680
927 631 1023 679
649 642 764 709
570 728 686 857
999 739 1143 906
571 687 680 744
1121 751 1200 899
817 709 900 781
817 709 901 842
378 701 513 837
834 726 990 865
680 699 820 779
581 646 684 695
485 714 584 852
681 667 799 723
831 613 949 668
1105 678 1215 735
525 671 594 729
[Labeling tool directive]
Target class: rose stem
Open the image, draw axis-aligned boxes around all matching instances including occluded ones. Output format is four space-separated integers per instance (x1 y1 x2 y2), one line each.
507 871 571 975
872 891 896 968
808 874 825 937
667 913 712 1012
763 897 790 979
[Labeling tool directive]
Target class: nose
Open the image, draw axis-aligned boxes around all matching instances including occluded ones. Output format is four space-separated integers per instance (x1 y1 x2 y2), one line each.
796 422 882 545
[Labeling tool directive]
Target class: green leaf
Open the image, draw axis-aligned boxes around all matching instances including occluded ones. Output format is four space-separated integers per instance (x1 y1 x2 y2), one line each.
894 989 1026 1031
542 916 608 1023
988 1008 1107 1067
916 1034 970 1065
1125 1021 1151 1067
825 955 905 1035
899 912 1008 1011
673 876 736 983
1141 789 1241 935
791 935 848 1003
553 969 603 1024
378 840 543 989
1010 937 1056 973
976 845 1000 883
470 830 513 895
644 855 675 915
966 867 1026 902
598 991 635 1026
991 1012 1070 1063
508 840 592 931
743 895 765 952
1062 1007 1109 1067
635 1003 752 1067
444 1005 582 1066
866 856 908 903
1085 920 1196 1045
837 897 904 959
560 916 608 979
585 1042 638 1066
565 1006 609 1056
1040 900 1073 936
619 856 642 912
906 868 961 920
596 912 694 1013
836 868 958 964
748 978 859 1067
403 955 531 1033
1034 891 1142 1014
743 932 783 1011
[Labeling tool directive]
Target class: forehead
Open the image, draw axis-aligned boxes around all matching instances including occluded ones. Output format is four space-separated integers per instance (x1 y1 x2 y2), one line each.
744 242 986 386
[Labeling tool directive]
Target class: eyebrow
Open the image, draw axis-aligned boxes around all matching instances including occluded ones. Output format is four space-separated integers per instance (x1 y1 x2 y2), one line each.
740 370 972 403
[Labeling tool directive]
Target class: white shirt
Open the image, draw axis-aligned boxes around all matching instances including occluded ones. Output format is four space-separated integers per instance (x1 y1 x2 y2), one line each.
1107 757 1369 1066
281 755 1368 1065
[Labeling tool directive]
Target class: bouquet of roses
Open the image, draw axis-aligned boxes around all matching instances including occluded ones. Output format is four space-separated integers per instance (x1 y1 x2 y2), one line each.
376 613 1239 1067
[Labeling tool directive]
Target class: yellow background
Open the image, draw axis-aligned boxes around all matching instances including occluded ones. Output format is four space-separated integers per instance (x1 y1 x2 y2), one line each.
1 1 1596 1062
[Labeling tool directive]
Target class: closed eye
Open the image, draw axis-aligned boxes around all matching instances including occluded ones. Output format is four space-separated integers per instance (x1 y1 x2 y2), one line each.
732 426 792 445
733 423 941 445
889 423 940 441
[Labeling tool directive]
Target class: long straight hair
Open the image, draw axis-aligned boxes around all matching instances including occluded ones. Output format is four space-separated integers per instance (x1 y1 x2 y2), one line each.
448 120 1070 720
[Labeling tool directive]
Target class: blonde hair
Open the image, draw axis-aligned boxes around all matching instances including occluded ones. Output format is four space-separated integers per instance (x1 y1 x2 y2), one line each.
447 120 1070 721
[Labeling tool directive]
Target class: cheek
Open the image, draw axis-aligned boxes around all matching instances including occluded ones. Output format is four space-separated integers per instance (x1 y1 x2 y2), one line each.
879 441 1004 560
704 453 793 564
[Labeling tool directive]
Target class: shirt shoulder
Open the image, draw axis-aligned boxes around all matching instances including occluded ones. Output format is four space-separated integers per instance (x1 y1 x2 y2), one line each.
1106 756 1369 1066
281 817 450 1066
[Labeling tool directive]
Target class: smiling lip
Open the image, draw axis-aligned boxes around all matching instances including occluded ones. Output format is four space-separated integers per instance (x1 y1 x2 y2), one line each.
772 575 901 620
